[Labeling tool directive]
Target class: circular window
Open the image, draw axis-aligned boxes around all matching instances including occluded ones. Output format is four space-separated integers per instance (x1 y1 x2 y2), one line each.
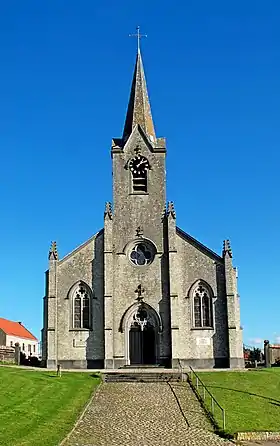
129 243 154 266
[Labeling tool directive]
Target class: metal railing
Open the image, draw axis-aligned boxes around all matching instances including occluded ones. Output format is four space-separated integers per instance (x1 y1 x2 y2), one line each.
178 361 226 431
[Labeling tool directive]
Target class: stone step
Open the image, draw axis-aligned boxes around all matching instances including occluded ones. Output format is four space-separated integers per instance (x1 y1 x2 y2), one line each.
122 364 165 368
103 372 181 383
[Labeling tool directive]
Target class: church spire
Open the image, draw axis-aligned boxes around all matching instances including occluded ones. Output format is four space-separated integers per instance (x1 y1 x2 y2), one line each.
123 33 156 143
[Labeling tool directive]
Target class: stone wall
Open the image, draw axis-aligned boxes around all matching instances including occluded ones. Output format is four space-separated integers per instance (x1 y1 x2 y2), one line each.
105 126 169 368
271 345 280 363
264 341 280 366
172 230 229 368
0 345 16 363
43 231 104 369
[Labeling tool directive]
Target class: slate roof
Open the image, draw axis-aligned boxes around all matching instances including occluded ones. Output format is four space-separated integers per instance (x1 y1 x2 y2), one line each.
122 50 156 143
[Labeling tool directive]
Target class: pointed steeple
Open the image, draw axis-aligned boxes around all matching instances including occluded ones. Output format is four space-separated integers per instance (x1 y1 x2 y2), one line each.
123 50 156 143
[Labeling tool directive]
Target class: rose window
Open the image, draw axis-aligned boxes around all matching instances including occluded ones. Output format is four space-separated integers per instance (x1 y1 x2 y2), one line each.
130 243 153 266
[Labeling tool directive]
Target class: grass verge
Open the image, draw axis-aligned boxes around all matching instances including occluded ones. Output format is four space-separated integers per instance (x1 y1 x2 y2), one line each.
0 367 100 446
197 368 280 434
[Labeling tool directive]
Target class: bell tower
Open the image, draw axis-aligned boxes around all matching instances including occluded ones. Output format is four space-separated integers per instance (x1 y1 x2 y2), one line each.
111 44 167 252
104 32 171 368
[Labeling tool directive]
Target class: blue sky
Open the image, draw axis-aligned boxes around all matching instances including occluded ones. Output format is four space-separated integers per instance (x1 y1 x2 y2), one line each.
0 1 279 348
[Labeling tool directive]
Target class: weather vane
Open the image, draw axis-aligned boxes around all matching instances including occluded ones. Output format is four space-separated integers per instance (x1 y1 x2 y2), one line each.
129 26 147 53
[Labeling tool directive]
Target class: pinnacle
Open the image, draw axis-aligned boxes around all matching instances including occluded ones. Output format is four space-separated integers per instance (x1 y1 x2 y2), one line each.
166 201 176 219
48 241 58 260
223 239 232 258
104 201 113 219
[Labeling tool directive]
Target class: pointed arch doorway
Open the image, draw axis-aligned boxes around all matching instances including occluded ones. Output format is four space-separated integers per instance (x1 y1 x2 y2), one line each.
129 308 156 365
122 303 161 366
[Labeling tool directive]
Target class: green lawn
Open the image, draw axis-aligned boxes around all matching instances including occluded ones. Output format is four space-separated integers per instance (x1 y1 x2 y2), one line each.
197 369 280 434
0 367 100 446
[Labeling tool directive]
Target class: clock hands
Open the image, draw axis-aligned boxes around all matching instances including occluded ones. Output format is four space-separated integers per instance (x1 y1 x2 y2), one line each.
136 159 145 168
129 155 148 173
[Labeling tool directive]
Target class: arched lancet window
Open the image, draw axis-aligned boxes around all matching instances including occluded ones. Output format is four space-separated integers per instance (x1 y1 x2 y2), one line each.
193 282 213 328
71 282 92 329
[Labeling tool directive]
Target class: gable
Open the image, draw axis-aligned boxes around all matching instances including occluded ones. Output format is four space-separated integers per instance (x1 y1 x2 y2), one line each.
58 229 104 265
112 125 166 155
54 230 104 300
176 227 223 263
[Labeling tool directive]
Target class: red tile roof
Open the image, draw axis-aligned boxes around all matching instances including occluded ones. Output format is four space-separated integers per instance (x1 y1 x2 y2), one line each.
0 318 37 341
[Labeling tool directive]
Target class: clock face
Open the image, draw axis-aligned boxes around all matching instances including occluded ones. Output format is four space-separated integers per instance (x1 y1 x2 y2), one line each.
129 155 149 176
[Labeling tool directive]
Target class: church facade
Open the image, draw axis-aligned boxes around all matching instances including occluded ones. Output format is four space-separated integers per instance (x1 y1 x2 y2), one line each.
41 48 244 369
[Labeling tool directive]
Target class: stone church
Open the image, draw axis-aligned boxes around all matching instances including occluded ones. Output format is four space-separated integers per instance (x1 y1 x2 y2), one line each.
41 47 244 369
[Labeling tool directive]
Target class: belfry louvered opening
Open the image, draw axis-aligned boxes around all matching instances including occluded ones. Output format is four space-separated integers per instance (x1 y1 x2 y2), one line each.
132 171 147 192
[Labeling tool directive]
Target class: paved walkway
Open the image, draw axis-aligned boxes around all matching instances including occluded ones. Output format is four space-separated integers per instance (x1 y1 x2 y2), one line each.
0 364 249 373
246 443 280 445
62 382 233 446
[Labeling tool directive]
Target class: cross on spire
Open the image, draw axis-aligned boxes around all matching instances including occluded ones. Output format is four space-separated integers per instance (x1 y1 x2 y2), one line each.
123 27 156 142
129 26 147 53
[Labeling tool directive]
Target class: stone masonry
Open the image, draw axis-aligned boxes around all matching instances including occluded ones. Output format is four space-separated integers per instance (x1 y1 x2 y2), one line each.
41 46 244 370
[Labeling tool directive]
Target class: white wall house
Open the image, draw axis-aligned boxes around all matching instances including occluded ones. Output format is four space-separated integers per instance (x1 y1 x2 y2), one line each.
0 318 39 357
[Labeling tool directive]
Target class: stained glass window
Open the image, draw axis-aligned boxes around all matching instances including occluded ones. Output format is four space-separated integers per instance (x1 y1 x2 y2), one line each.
74 296 81 328
73 284 91 329
83 295 90 329
193 283 213 328
194 293 201 327
130 243 153 266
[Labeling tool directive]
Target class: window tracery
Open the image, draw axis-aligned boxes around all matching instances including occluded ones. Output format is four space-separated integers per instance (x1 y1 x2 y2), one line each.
131 305 155 331
130 243 153 266
193 282 213 328
72 282 91 329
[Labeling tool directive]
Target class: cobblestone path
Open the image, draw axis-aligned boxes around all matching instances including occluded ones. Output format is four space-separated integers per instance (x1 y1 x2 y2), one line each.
62 382 233 446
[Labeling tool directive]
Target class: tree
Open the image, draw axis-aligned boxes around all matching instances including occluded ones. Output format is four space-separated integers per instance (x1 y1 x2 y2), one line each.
249 347 262 362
